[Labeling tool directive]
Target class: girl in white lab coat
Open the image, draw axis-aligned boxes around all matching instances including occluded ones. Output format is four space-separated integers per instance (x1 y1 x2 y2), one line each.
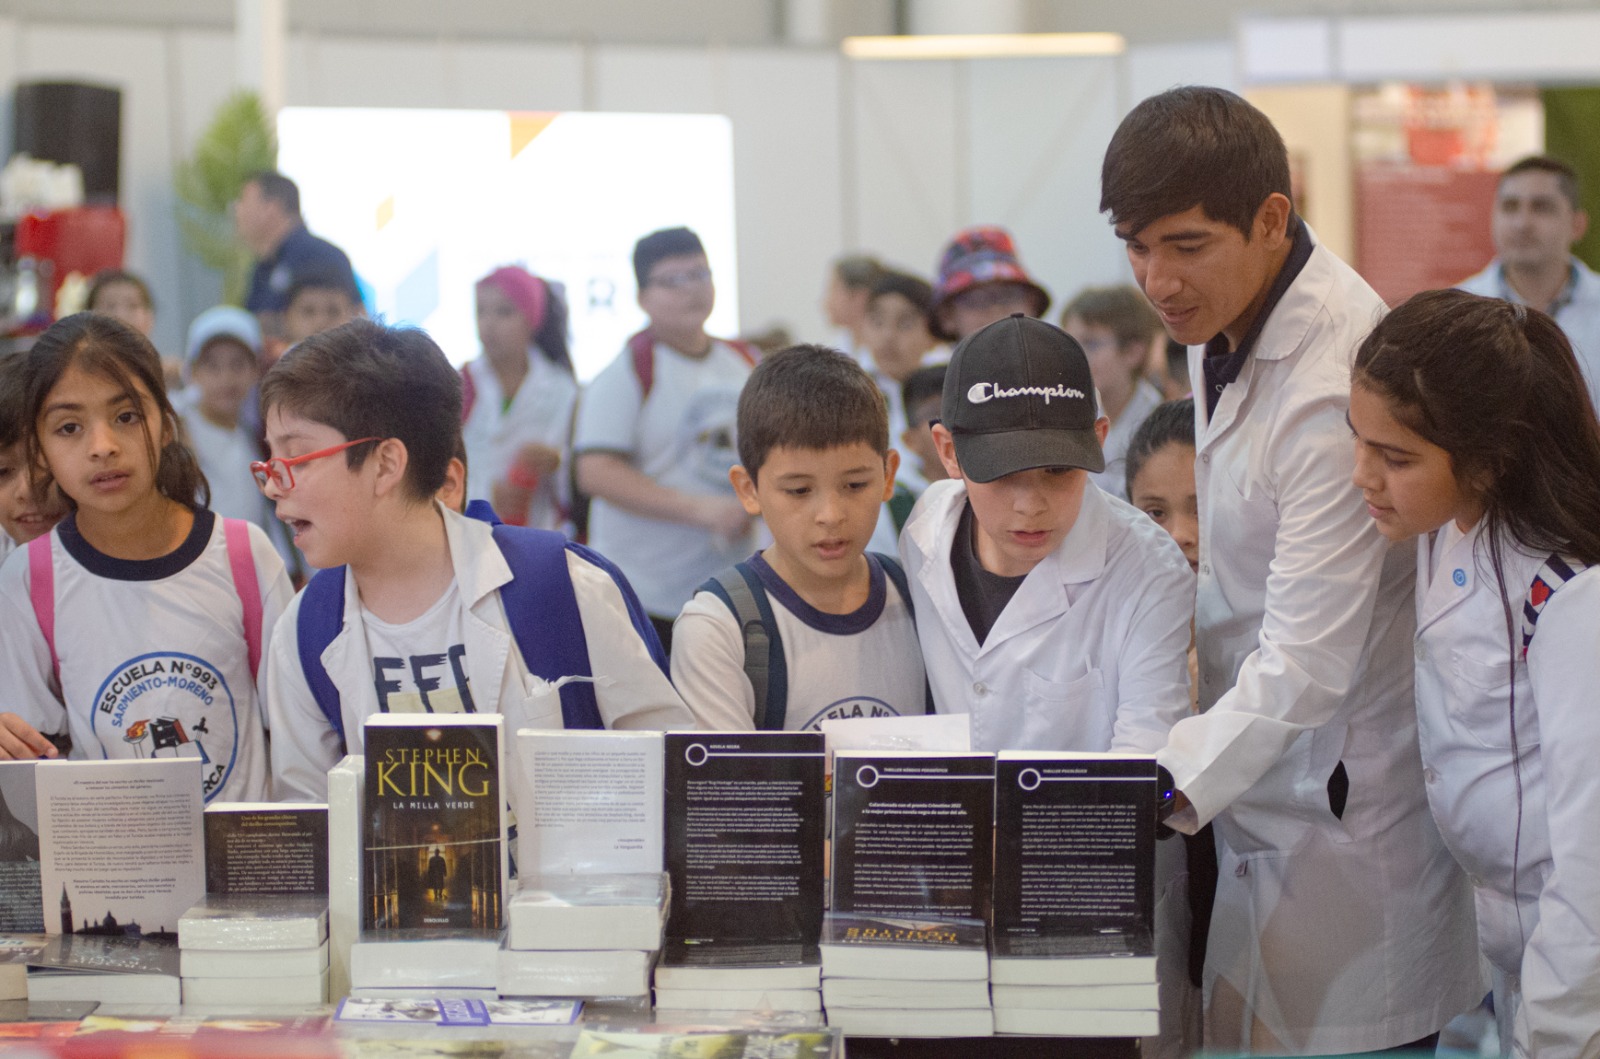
1349 288 1600 1059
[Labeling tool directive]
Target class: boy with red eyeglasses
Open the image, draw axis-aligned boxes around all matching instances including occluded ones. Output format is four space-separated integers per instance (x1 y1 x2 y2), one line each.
256 319 692 803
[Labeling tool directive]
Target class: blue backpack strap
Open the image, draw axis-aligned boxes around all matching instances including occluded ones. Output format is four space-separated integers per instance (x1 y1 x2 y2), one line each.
490 523 604 730
296 567 349 753
698 561 788 730
564 539 669 675
872 553 934 716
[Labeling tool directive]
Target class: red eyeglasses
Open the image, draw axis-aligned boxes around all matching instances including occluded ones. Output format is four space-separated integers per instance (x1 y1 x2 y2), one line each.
251 437 382 491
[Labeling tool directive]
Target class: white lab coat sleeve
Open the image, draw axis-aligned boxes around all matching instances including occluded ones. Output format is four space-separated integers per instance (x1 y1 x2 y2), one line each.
1160 393 1386 828
0 547 66 739
567 550 696 731
1516 572 1600 1059
1110 550 1196 755
261 591 345 801
670 590 758 731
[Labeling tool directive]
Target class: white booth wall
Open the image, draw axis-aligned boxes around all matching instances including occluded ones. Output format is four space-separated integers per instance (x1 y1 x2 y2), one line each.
0 17 1234 358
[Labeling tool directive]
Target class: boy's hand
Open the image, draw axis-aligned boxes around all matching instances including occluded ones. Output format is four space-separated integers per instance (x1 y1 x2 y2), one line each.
0 713 59 759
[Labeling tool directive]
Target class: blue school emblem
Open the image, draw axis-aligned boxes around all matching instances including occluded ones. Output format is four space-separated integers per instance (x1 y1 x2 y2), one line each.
91 652 240 801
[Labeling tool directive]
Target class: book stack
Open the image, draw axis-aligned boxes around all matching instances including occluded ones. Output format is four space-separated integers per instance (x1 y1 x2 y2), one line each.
988 752 1161 1036
26 933 182 1004
823 750 997 1036
655 733 828 1017
819 913 992 1036
178 895 330 1007
350 715 508 1000
497 873 666 1000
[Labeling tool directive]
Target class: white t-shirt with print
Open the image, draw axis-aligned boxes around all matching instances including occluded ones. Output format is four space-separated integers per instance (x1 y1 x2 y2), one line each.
573 339 756 616
359 582 478 715
0 510 291 803
671 553 926 731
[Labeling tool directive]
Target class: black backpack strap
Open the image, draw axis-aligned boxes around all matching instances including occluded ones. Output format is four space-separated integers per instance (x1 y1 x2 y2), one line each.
698 562 789 729
872 553 935 716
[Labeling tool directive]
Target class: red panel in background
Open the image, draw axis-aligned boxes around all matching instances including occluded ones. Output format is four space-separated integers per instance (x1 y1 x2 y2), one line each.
16 205 126 320
1355 163 1500 308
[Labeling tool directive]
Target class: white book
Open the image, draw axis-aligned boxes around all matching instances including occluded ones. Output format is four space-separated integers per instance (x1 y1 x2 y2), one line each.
348 986 500 1000
327 754 363 1000
825 1006 994 1037
38 758 204 938
992 1007 1159 1036
652 987 821 1013
27 970 181 1005
988 953 1157 986
821 977 990 1008
819 714 971 755
507 873 666 951
350 936 500 990
991 981 1159 1010
181 941 329 978
653 941 821 990
178 895 328 950
819 915 988 981
497 947 653 998
1 937 49 1001
515 729 664 876
182 967 328 1005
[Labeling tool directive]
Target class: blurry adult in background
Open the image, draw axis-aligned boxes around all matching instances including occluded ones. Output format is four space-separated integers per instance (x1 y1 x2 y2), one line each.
823 253 883 362
929 226 1049 343
234 170 356 343
1457 154 1600 406
1061 285 1167 498
86 269 177 389
462 265 578 532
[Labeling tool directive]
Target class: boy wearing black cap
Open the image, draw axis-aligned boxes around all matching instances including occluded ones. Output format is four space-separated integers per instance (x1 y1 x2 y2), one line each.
899 313 1193 756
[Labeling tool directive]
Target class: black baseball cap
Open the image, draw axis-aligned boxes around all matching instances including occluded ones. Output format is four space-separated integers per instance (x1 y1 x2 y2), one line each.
941 314 1104 482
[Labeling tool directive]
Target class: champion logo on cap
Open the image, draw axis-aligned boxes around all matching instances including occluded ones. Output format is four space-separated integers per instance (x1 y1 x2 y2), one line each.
967 381 1086 406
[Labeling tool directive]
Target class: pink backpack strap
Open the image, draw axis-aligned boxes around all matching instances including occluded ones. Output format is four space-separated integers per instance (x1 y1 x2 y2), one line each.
628 328 656 400
724 338 760 368
27 534 59 686
223 519 264 679
460 364 478 422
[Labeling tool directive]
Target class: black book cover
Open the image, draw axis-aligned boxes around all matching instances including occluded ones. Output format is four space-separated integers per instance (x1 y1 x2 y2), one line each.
362 715 506 935
204 803 329 895
663 732 826 945
0 763 41 932
830 751 994 921
991 752 1156 953
658 939 820 971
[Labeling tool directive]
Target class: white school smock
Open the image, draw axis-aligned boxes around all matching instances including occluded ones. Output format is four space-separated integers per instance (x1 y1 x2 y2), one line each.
0 511 290 803
899 478 1193 756
460 350 578 533
262 503 695 803
1415 521 1600 1059
1159 236 1481 1052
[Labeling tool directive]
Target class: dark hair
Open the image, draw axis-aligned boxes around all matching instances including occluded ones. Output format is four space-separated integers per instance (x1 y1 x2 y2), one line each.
86 269 155 314
633 227 706 289
245 170 301 217
0 353 28 449
868 271 935 317
285 268 363 312
24 313 209 510
900 363 947 422
1501 154 1581 210
260 319 460 502
1123 398 1195 502
737 344 889 480
1061 285 1163 349
1101 86 1291 238
535 282 574 376
833 254 885 291
1354 289 1600 568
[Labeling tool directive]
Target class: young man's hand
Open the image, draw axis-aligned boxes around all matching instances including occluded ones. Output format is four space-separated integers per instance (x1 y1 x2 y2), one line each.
699 496 755 548
0 713 59 759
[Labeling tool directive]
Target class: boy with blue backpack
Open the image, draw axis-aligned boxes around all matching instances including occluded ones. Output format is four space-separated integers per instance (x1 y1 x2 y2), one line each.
258 320 693 801
671 344 927 731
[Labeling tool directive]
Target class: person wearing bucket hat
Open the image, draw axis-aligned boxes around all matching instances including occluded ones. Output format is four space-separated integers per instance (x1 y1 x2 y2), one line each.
173 306 280 548
930 226 1051 343
899 312 1199 1056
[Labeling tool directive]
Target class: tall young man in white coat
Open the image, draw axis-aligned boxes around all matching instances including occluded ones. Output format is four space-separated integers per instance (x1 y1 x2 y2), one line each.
1100 86 1481 1054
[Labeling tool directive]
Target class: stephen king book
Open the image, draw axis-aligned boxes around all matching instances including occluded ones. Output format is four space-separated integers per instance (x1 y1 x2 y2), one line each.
361 715 506 936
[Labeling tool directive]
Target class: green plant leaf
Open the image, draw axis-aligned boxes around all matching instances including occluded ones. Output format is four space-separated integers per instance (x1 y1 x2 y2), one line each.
173 90 277 304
